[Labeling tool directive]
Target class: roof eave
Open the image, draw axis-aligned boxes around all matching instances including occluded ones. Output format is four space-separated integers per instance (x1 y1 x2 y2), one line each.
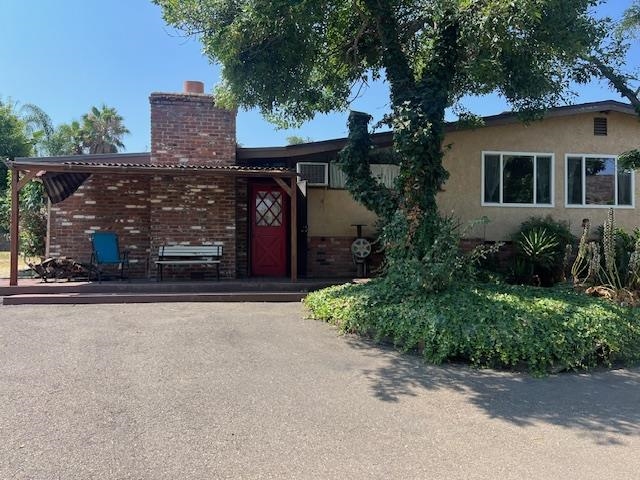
13 152 152 164
6 160 296 178
237 100 638 159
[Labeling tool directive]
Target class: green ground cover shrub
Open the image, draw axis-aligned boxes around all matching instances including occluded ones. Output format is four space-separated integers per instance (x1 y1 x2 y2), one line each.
304 280 640 376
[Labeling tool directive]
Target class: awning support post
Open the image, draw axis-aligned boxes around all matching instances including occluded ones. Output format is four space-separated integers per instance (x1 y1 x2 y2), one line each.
9 168 20 286
273 176 298 282
290 177 297 282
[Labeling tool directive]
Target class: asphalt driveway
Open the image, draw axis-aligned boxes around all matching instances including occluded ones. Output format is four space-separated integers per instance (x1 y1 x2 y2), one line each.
1 302 639 479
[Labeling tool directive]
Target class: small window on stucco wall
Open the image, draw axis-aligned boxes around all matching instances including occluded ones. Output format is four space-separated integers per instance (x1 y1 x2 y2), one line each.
594 117 608 136
329 163 400 189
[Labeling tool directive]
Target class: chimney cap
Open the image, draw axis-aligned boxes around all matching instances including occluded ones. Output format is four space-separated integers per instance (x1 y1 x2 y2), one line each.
183 80 205 94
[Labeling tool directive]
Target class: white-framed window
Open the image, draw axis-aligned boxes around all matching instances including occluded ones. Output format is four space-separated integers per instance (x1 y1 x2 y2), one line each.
565 154 634 208
482 151 554 207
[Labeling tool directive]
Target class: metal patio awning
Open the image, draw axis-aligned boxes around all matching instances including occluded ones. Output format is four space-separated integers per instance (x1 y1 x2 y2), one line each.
4 154 298 286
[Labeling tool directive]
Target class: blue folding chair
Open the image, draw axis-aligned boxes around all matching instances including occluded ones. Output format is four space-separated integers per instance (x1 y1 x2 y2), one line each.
90 232 129 282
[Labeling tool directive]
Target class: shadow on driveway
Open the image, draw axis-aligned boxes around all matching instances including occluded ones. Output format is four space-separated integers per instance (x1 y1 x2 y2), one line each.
344 336 640 446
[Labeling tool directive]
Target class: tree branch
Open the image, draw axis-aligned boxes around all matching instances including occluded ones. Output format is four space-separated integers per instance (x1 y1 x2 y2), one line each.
362 0 415 102
587 54 640 113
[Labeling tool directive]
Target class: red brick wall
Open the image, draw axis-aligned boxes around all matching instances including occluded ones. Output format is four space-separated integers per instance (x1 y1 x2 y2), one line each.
235 178 249 278
47 90 241 280
306 236 514 278
48 173 240 280
48 174 151 277
150 92 236 167
306 236 382 278
146 91 238 279
148 175 236 279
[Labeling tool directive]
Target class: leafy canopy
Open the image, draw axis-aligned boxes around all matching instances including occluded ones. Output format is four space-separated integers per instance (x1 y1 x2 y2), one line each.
156 0 600 127
0 102 32 160
620 0 640 34
0 101 33 194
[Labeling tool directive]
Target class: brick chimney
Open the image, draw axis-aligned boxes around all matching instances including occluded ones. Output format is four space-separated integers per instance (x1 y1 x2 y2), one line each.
149 81 237 166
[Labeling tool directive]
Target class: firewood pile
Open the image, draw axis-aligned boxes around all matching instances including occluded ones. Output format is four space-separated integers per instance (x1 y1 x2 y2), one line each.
28 257 94 282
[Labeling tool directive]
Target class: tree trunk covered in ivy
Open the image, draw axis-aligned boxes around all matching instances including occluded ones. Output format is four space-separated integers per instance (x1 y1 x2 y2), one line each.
339 3 460 255
338 111 398 221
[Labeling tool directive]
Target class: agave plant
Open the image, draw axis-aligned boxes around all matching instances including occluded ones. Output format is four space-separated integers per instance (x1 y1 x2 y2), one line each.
516 228 560 273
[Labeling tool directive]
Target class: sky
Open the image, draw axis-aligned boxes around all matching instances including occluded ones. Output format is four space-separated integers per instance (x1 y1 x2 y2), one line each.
1 0 638 154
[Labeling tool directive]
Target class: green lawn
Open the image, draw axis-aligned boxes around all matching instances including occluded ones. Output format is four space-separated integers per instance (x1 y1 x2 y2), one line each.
0 252 37 279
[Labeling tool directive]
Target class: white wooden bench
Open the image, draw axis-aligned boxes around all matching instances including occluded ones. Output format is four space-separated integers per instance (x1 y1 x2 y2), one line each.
156 245 223 281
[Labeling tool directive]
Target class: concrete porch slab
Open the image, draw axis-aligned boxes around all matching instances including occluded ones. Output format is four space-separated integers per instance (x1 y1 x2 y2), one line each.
0 278 352 305
2 291 307 305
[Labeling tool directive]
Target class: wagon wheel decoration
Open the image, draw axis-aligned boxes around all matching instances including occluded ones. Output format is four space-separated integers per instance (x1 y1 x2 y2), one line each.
351 238 372 259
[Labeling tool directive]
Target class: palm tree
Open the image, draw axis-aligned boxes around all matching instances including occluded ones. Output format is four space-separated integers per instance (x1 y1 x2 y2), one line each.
81 105 130 154
46 120 85 156
19 103 54 156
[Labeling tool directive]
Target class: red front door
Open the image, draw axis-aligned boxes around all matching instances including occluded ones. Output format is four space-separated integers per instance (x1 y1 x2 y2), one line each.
251 184 288 277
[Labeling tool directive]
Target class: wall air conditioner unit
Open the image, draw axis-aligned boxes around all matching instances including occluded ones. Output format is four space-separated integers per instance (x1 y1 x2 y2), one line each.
296 162 329 186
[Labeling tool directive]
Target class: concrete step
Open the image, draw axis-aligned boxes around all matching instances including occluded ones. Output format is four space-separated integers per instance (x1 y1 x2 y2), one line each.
0 279 345 296
2 291 307 306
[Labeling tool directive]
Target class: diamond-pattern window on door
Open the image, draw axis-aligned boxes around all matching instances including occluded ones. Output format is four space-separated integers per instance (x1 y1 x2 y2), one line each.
255 191 282 226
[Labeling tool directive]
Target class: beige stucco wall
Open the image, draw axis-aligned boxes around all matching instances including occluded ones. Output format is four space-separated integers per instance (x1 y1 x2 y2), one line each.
441 111 640 240
307 110 640 240
307 189 378 237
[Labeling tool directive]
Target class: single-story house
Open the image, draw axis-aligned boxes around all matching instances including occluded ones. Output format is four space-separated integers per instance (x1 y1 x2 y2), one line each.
5 81 640 285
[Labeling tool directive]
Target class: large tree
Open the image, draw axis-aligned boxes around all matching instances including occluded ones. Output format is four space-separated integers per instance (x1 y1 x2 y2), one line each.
0 102 130 256
0 101 45 254
0 101 33 195
0 102 32 158
155 0 601 273
45 120 85 156
40 106 129 156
